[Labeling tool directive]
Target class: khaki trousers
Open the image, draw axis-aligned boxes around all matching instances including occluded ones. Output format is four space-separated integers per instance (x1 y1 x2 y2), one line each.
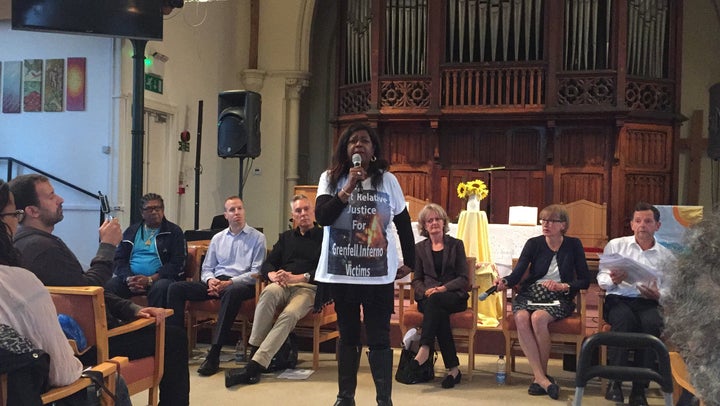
249 282 316 368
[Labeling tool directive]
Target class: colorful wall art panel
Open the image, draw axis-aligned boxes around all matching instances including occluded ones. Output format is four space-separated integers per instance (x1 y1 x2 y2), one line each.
66 57 86 111
44 58 65 112
2 61 22 113
23 59 43 112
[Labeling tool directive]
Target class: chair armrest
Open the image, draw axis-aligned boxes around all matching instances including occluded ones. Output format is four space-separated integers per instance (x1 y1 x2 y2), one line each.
107 308 173 338
40 361 118 405
107 318 155 338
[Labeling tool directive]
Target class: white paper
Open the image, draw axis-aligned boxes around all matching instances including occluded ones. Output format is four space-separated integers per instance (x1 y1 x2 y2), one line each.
599 253 660 285
527 300 560 307
277 369 314 380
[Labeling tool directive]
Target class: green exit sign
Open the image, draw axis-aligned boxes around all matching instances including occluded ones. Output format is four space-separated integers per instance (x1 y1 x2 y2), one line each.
145 74 163 94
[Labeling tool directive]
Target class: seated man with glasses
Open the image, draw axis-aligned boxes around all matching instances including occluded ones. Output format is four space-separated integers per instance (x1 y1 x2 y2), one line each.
106 193 187 308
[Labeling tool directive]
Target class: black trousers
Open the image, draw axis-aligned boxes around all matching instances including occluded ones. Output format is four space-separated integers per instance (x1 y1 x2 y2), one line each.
417 291 467 369
604 294 663 380
105 276 174 308
332 283 394 350
167 280 255 345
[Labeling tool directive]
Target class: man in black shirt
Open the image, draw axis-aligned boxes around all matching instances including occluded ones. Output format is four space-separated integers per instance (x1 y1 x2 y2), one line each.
225 194 322 387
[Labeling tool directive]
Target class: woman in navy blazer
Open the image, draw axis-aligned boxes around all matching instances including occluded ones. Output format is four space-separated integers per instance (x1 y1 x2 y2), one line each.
409 203 469 389
494 204 590 399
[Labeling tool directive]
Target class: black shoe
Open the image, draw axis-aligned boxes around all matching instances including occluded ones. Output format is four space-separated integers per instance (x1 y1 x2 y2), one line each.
197 356 220 376
546 383 560 400
629 387 649 406
332 399 355 406
546 375 556 384
528 382 546 396
441 371 461 389
224 367 261 387
605 380 624 403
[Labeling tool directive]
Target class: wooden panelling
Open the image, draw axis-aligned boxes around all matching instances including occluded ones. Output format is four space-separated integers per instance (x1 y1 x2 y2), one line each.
623 127 673 170
507 128 546 169
392 171 430 201
383 125 433 165
611 123 674 237
556 127 609 167
558 173 605 204
487 171 545 224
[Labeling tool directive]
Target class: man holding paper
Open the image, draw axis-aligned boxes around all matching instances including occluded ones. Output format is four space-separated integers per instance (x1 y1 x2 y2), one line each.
597 202 675 406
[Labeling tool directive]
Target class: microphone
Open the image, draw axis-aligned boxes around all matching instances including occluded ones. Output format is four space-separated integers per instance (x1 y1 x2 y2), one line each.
478 285 498 301
351 153 363 192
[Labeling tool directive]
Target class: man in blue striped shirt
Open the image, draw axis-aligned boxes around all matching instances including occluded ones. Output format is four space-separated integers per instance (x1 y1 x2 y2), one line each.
168 196 266 376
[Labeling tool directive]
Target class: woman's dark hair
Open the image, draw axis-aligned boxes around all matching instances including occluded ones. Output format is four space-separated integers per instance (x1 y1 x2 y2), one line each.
0 180 20 266
327 123 389 191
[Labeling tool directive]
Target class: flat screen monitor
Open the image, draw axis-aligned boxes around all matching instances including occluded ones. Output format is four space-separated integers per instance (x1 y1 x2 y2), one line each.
12 0 164 41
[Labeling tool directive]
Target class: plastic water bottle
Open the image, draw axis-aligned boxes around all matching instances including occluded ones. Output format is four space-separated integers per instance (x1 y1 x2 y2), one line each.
496 355 506 385
235 339 246 362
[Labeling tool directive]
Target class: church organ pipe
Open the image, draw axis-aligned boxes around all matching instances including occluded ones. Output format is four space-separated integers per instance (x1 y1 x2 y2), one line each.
563 0 611 71
384 0 427 75
626 0 669 78
468 0 477 62
345 0 371 84
501 0 510 61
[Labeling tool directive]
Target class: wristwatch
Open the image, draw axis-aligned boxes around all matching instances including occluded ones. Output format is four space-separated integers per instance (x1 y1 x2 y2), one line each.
303 272 311 282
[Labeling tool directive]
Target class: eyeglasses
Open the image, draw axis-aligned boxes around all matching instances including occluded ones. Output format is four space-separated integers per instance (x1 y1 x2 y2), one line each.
425 217 443 224
539 218 563 225
142 206 164 213
0 209 24 221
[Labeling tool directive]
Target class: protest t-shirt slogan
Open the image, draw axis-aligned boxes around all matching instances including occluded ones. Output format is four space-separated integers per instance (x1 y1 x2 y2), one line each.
327 189 391 277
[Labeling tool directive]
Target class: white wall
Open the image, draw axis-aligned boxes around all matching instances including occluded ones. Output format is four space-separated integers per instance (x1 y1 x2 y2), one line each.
0 22 117 265
679 1 720 210
117 1 251 232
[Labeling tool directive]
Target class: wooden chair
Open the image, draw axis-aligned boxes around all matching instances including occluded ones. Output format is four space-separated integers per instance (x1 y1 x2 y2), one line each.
501 265 588 383
255 278 339 370
669 351 706 406
404 195 428 221
562 200 608 249
397 257 479 380
184 243 258 356
0 361 118 406
48 285 168 406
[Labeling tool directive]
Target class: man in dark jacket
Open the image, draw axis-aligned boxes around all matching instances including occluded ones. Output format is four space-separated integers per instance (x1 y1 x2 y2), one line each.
106 193 186 308
10 174 190 406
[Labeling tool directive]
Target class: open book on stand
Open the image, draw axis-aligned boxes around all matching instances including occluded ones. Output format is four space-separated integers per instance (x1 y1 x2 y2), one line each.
598 253 660 286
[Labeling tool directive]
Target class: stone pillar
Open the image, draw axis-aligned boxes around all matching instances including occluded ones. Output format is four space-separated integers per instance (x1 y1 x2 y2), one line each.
284 74 310 205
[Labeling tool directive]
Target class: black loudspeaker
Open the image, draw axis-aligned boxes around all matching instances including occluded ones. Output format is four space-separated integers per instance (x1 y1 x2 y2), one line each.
708 83 720 160
217 90 261 158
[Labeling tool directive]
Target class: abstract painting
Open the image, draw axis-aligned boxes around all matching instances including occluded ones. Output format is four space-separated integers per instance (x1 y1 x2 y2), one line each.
44 58 64 112
2 61 22 113
23 59 43 112
66 57 86 111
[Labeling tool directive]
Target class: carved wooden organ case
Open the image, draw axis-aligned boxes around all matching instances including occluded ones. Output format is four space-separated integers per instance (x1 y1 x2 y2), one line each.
333 0 683 239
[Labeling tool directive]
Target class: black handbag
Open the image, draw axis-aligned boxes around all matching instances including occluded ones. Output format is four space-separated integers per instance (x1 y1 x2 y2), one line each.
0 324 50 406
394 347 435 384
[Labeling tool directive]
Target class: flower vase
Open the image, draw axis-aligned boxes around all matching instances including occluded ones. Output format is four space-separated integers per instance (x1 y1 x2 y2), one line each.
466 193 480 212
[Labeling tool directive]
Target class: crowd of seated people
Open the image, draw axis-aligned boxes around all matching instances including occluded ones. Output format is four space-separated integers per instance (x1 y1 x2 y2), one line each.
2 169 704 406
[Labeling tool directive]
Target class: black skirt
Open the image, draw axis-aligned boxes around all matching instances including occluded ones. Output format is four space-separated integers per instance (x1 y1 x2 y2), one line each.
512 282 575 320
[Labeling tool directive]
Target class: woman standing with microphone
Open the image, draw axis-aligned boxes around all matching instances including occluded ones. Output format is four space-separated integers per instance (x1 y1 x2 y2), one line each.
493 204 590 399
314 123 415 406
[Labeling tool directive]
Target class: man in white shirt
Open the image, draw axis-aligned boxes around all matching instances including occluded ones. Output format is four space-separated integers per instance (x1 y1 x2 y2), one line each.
167 196 266 377
597 202 676 406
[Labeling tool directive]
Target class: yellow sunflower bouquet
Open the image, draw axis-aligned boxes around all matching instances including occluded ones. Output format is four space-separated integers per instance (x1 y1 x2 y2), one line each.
456 179 489 200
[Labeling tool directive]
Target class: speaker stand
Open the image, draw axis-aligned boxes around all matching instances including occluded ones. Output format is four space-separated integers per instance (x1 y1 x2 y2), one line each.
238 158 245 199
